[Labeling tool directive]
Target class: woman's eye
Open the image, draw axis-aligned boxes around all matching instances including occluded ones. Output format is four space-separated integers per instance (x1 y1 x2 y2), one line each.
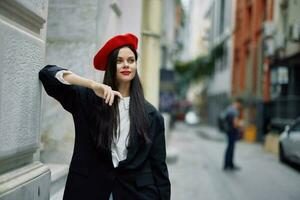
117 60 122 64
128 59 135 63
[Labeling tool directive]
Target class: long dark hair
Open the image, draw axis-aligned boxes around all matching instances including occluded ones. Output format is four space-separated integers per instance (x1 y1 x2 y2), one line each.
90 45 150 151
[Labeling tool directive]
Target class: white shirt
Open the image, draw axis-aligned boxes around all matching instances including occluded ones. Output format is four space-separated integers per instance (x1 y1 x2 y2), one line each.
55 70 130 168
111 97 130 167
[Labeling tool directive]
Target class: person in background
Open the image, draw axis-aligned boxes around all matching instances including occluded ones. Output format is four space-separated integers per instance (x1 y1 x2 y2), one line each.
39 33 171 200
223 98 244 171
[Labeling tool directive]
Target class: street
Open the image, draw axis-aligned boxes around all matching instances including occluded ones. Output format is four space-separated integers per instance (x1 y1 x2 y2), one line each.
168 123 300 200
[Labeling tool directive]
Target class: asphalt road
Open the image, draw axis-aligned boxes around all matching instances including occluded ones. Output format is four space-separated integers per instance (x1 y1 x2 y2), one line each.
168 123 300 200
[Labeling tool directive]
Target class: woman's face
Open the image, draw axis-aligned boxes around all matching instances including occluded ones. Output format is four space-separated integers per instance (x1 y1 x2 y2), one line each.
116 47 137 84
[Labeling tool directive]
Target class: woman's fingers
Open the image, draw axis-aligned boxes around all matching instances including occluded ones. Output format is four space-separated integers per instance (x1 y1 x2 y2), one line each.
105 88 112 104
93 83 123 106
103 86 111 101
109 92 115 106
103 85 108 99
107 91 123 106
114 91 123 99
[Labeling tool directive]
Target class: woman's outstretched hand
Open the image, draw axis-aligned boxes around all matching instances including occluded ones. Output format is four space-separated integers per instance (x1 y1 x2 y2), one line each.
91 82 123 106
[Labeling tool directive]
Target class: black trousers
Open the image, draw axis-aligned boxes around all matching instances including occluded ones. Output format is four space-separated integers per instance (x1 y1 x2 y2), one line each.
224 131 237 168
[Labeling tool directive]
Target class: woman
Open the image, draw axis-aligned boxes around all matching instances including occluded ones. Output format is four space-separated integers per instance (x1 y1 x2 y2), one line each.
39 33 171 200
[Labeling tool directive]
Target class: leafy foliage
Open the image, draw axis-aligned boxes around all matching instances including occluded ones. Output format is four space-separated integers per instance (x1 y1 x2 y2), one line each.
174 41 225 97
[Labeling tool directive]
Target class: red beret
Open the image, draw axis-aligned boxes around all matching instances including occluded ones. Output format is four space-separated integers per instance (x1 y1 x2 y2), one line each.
93 33 138 71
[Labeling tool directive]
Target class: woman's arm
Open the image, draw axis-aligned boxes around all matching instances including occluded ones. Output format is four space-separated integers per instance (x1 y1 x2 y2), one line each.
39 65 122 112
62 70 122 106
60 71 95 90
39 65 81 112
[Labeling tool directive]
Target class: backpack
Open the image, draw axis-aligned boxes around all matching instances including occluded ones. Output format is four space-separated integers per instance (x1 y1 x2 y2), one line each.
217 110 230 133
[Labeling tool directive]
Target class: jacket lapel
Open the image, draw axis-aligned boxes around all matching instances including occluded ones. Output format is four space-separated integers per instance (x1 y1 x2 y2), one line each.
118 128 141 167
118 101 156 167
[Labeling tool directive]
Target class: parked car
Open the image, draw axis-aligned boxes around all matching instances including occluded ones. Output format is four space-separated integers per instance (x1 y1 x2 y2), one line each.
279 118 300 165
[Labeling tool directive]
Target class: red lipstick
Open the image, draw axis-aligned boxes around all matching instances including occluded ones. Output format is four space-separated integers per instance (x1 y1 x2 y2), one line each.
120 71 131 75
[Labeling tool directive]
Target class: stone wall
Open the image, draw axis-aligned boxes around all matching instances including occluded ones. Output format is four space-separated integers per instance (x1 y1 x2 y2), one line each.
0 0 51 199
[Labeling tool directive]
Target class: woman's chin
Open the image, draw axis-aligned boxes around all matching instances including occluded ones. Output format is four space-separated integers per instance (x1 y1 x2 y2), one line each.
118 78 133 84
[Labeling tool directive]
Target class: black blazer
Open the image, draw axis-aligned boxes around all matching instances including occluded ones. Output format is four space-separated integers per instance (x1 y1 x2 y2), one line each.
39 65 171 200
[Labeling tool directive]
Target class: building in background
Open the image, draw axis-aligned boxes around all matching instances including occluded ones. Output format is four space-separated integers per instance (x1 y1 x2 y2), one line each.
178 0 191 62
231 0 300 146
258 0 300 154
161 0 177 71
264 0 300 132
159 0 183 116
203 0 235 126
179 0 211 61
140 0 162 108
173 0 212 116
232 0 273 142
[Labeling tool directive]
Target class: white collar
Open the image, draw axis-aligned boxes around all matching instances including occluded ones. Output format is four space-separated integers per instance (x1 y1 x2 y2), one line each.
119 97 130 110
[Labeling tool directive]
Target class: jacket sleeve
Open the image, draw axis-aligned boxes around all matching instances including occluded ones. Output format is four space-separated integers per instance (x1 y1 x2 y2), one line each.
39 65 79 113
150 113 171 200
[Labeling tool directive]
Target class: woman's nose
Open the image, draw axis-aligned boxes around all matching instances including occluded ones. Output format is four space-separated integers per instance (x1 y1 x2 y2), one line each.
123 61 129 68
